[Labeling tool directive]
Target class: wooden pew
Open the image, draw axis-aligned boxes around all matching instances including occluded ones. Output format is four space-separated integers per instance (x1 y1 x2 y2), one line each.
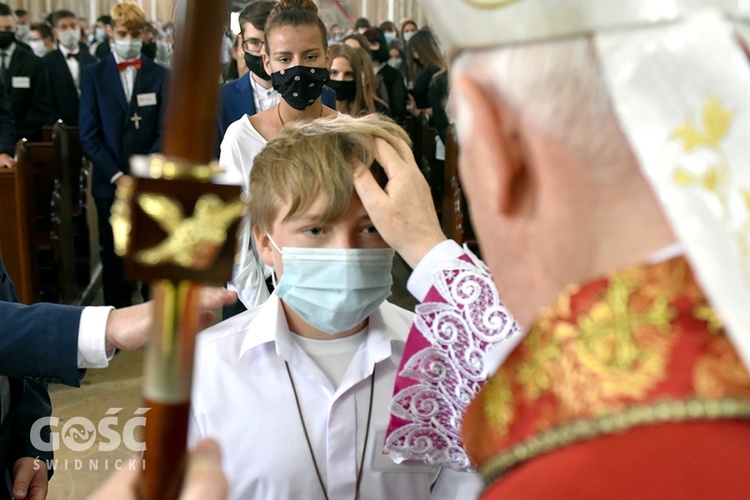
0 146 37 304
442 124 477 252
44 122 100 305
15 138 62 302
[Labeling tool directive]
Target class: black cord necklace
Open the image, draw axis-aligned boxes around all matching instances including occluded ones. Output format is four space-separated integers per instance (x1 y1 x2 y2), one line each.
285 361 375 500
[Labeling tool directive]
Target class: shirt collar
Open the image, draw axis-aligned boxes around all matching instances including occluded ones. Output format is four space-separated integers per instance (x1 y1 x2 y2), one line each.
59 43 78 57
239 294 407 367
249 71 276 95
1 42 16 58
112 50 140 65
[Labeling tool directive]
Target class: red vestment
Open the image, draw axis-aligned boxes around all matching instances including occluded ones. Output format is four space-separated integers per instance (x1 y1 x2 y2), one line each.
464 256 750 498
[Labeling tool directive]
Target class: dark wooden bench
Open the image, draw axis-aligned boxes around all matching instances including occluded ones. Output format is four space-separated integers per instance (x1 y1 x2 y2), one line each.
44 122 99 305
0 147 37 304
15 138 61 302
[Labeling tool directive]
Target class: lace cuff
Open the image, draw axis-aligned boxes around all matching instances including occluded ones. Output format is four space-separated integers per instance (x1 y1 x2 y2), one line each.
385 248 520 471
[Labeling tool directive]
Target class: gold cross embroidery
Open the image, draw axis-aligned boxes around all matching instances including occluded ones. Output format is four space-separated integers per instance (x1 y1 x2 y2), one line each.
577 277 674 369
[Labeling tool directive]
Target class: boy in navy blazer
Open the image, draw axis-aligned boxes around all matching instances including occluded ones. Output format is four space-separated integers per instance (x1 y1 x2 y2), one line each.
43 9 97 126
79 1 167 308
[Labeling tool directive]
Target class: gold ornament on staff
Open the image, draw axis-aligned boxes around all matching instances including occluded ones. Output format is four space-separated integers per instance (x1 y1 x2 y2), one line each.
110 0 236 498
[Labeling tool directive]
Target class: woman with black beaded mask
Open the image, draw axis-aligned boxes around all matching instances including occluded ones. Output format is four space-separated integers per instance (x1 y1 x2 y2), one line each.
216 0 339 311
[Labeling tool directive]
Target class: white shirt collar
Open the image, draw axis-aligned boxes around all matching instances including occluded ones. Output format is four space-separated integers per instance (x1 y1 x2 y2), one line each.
1 42 16 59
59 43 78 56
239 294 405 368
112 50 140 64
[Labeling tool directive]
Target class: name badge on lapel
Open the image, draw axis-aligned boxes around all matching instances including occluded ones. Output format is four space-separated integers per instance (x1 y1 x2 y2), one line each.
11 76 30 89
136 92 157 107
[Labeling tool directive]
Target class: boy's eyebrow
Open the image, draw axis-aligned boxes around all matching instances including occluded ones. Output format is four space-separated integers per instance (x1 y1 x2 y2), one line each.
289 213 327 224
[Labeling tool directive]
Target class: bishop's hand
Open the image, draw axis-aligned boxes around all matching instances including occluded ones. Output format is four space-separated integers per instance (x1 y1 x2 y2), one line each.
353 137 446 269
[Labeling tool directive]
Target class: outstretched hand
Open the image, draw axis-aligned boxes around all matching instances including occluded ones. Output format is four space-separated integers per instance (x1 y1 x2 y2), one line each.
353 137 446 269
105 287 238 352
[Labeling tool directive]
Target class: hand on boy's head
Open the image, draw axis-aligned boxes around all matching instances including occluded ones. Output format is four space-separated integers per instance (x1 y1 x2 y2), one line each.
353 137 446 269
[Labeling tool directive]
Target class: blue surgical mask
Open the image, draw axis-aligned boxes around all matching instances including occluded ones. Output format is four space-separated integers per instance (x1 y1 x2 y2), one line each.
268 234 394 335
387 58 402 69
403 32 415 42
384 32 396 43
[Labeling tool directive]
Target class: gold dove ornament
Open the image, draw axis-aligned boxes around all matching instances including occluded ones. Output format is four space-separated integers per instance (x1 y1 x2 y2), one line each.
135 193 245 270
111 154 245 283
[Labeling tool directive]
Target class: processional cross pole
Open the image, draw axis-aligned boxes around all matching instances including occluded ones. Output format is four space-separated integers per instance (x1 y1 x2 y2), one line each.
111 0 239 498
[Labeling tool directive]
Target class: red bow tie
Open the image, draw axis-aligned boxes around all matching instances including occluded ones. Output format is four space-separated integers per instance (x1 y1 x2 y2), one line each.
66 52 79 60
117 59 141 71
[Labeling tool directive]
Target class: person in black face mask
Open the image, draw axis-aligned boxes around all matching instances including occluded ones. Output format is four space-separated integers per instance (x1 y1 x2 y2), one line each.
216 0 338 153
213 0 339 318
0 3 51 143
328 42 386 117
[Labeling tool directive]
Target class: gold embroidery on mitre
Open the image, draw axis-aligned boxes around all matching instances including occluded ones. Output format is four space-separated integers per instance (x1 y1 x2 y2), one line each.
669 94 750 283
670 94 733 151
134 193 245 269
462 0 520 8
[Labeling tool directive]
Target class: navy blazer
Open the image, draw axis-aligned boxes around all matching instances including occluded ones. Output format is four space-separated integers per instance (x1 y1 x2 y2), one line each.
2 44 51 141
0 255 67 489
79 54 167 199
43 46 97 126
216 72 337 152
0 256 81 386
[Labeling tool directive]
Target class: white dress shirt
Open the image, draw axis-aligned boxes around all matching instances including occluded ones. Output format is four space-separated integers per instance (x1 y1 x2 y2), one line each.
58 44 81 95
112 50 138 104
249 72 279 113
189 295 482 500
0 42 15 69
215 117 269 309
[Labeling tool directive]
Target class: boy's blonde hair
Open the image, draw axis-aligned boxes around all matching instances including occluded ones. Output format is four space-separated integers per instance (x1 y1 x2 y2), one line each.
250 114 410 232
110 1 146 33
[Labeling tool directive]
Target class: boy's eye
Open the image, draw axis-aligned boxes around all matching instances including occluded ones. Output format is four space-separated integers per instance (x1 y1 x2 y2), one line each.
362 225 378 234
304 227 324 236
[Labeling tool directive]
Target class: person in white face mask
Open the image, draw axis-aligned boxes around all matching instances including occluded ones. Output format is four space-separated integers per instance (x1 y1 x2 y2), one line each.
189 113 482 500
28 22 55 58
79 0 167 310
43 9 97 126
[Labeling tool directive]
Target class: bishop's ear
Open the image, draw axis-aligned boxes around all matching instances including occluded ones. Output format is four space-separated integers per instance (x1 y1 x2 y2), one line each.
453 76 526 217
252 226 275 268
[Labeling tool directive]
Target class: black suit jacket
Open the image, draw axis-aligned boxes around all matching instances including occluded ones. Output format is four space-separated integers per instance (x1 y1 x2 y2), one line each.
43 47 97 126
0 80 16 156
2 43 51 141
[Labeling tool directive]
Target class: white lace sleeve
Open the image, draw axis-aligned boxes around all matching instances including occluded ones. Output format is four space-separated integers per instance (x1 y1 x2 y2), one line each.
385 247 520 471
